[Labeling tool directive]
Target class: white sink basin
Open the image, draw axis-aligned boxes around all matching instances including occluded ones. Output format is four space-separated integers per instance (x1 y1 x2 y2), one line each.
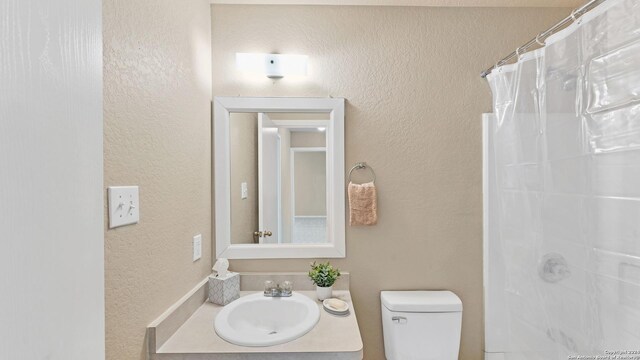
214 292 321 347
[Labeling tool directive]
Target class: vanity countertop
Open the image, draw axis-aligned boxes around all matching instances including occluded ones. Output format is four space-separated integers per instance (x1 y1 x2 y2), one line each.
151 290 363 360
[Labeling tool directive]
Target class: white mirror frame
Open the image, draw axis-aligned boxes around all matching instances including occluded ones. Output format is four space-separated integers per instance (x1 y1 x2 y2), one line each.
214 96 345 259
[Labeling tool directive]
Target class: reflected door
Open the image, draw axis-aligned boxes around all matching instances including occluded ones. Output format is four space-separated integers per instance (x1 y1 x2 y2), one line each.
258 113 281 244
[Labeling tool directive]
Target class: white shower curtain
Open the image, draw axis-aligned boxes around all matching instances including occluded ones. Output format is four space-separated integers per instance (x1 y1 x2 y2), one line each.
486 0 640 358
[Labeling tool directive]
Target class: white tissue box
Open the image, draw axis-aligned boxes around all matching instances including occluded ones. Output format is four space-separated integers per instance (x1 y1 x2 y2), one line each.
208 272 240 306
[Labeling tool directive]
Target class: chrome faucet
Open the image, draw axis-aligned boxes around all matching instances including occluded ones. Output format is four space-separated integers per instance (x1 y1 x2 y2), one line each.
264 280 293 297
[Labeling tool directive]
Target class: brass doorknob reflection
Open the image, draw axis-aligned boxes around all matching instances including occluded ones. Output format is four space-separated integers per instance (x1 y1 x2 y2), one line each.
253 230 272 238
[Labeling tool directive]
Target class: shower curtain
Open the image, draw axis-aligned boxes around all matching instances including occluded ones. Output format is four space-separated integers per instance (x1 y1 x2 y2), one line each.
486 0 640 358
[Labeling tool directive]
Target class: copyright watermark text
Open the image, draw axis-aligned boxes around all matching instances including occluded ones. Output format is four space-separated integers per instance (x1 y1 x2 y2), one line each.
568 350 640 360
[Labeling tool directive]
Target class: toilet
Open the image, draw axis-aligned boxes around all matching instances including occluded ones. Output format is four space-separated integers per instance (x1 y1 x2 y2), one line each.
380 291 463 360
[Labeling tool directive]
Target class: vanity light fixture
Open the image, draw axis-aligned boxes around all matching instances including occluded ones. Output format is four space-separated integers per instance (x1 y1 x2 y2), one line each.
236 53 308 79
317 127 326 132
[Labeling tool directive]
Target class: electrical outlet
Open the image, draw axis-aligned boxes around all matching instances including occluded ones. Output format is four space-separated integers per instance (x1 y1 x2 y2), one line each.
193 234 202 262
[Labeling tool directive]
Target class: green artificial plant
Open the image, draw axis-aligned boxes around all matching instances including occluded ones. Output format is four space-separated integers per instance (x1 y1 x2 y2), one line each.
308 261 341 288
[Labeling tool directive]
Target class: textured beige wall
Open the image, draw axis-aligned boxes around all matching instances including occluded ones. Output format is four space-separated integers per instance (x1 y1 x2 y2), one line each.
230 113 259 244
212 0 581 7
103 1 212 360
212 5 568 359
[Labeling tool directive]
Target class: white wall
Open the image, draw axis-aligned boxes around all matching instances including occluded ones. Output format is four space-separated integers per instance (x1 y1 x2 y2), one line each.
0 1 105 359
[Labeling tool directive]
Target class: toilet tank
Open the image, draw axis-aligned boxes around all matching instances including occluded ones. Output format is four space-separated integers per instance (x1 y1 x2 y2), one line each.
380 291 463 360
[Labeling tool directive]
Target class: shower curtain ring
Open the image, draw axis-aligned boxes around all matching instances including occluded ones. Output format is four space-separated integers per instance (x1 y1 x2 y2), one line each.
535 34 545 46
516 47 522 58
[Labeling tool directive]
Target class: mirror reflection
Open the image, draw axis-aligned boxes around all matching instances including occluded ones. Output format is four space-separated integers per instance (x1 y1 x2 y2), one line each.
229 112 329 245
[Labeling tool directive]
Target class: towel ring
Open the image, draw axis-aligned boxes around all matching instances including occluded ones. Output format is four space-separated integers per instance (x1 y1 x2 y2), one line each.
348 162 376 184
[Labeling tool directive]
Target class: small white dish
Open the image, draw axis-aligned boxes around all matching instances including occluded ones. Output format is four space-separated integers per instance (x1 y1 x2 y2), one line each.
323 298 350 315
325 307 350 316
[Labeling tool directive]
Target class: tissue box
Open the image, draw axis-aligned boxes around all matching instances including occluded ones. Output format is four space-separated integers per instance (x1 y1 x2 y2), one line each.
208 272 240 306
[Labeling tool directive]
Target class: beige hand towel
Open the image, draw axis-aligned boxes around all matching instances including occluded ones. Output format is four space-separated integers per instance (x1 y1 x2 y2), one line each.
348 181 377 226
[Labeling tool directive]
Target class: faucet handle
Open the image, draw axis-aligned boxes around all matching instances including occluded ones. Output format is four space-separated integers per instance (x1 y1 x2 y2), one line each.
264 280 275 295
281 281 293 296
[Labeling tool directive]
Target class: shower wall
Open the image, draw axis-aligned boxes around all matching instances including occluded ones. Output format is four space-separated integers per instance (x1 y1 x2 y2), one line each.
485 0 640 358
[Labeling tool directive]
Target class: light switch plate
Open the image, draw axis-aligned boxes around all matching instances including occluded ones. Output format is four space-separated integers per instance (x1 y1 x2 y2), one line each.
193 234 202 261
108 186 140 229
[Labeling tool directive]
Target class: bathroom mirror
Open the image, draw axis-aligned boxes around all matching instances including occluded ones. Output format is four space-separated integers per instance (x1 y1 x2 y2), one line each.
228 112 328 245
214 97 345 259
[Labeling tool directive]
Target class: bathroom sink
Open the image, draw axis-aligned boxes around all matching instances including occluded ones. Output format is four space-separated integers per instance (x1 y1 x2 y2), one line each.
214 292 321 347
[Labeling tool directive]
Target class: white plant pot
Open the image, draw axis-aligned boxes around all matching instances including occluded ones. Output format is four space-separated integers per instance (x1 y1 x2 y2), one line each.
316 286 333 301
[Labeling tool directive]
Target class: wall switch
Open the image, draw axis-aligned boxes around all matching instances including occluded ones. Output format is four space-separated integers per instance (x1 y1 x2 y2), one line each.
241 182 248 199
193 234 202 261
108 186 140 229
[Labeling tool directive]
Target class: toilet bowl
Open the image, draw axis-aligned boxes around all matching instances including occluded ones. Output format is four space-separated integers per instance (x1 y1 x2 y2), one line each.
381 290 463 360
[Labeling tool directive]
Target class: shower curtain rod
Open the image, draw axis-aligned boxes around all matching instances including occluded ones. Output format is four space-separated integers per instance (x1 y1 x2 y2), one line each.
480 0 607 78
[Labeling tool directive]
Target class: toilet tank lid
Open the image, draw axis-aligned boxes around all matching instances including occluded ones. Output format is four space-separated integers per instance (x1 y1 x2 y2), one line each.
380 291 462 313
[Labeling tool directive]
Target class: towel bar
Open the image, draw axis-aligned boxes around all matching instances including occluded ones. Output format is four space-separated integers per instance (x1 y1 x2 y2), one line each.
348 162 376 184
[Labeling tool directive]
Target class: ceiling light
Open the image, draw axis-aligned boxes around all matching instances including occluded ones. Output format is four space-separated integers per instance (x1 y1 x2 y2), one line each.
236 53 308 79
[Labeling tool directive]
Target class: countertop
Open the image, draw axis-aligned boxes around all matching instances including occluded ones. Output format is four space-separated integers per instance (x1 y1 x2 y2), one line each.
152 290 363 360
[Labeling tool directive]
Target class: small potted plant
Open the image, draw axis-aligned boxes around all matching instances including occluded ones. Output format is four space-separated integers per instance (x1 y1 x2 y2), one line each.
308 261 341 301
